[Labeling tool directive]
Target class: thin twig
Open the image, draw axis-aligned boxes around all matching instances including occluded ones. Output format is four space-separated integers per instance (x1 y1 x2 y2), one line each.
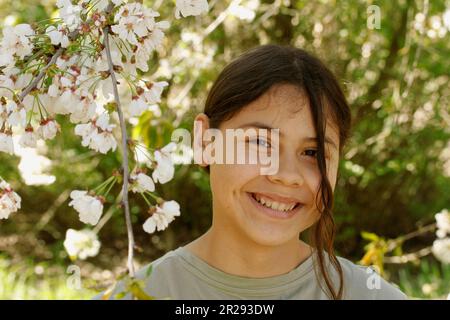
103 26 135 278
18 47 64 101
384 246 433 264
34 189 70 232
387 223 436 251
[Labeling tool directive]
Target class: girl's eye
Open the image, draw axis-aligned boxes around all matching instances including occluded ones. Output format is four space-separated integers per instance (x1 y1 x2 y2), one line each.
303 149 318 158
248 137 271 148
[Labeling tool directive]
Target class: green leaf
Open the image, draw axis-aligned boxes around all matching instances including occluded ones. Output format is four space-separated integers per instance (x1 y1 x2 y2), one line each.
128 281 155 300
146 264 153 277
114 291 127 300
361 231 379 242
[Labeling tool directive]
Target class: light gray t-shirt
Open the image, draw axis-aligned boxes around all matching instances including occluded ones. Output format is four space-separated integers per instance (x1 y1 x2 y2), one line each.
94 246 408 300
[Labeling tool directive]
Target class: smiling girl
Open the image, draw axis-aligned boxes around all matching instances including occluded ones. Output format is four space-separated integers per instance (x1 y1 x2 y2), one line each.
100 44 407 300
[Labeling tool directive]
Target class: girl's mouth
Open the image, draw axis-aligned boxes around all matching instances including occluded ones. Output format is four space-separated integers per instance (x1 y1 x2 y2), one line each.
246 192 303 219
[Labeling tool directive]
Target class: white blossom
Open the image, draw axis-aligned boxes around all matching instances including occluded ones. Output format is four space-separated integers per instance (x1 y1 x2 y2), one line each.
143 81 168 105
0 131 14 155
130 172 155 193
0 24 35 67
159 200 181 218
111 3 161 46
143 200 181 234
229 1 259 22
69 94 97 124
131 21 170 73
0 74 15 98
90 131 118 154
51 90 77 115
432 238 450 264
74 113 117 154
112 0 124 6
63 229 101 260
37 118 61 140
74 122 97 147
0 71 32 99
14 137 56 186
0 179 21 219
152 142 176 184
19 127 38 148
435 209 450 238
57 0 82 32
69 190 104 226
6 101 27 127
175 0 209 19
46 25 70 48
129 96 148 117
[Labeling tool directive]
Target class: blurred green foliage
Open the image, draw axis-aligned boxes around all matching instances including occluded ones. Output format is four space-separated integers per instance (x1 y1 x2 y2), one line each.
0 0 449 299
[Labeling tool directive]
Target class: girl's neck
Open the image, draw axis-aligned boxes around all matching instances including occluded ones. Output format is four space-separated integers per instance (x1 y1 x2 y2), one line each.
184 227 313 278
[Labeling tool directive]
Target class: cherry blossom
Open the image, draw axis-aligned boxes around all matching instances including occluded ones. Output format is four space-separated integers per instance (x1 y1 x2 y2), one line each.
111 2 162 46
152 142 176 184
19 126 38 148
0 70 32 98
0 0 183 279
68 93 98 124
56 0 82 32
432 238 450 264
37 118 61 140
130 171 155 193
3 100 27 127
435 209 450 238
0 179 21 219
0 131 14 155
142 81 168 105
46 25 70 48
74 113 117 154
129 95 148 117
63 228 101 260
143 200 181 234
68 190 104 226
175 0 209 19
0 24 35 67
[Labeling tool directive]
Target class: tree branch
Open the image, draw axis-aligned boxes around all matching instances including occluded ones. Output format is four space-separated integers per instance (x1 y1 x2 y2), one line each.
103 26 136 278
384 246 432 264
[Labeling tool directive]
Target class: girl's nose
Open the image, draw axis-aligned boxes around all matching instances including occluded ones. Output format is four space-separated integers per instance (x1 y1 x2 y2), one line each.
266 152 305 187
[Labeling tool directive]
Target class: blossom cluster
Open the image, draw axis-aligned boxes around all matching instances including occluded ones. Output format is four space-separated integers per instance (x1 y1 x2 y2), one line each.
69 141 179 232
0 179 21 219
0 1 210 261
0 0 211 156
432 209 450 264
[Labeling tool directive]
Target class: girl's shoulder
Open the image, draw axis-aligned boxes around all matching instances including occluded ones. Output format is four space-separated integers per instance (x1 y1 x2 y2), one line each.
335 256 408 300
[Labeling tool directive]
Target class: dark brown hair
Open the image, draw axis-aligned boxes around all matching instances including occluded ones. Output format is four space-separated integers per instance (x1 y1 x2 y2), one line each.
202 44 352 299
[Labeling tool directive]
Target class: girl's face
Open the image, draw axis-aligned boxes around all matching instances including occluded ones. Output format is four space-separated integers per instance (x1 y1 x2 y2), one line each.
196 83 340 247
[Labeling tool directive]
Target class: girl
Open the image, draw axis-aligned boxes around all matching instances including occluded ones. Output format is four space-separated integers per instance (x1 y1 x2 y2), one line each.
101 44 407 300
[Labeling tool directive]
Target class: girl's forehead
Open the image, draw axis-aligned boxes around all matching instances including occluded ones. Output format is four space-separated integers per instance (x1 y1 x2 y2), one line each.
253 83 309 113
221 84 340 144
225 84 308 122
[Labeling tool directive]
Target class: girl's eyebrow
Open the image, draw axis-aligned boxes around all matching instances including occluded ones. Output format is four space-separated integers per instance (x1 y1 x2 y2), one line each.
238 121 338 150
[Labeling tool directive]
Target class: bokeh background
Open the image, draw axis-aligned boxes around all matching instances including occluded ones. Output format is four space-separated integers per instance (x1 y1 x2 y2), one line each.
0 0 449 299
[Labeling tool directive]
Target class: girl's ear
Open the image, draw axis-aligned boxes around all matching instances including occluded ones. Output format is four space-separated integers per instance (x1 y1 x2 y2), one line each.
193 113 210 168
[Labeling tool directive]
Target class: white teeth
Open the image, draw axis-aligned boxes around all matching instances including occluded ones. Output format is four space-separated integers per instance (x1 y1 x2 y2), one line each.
253 194 297 212
270 202 280 210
